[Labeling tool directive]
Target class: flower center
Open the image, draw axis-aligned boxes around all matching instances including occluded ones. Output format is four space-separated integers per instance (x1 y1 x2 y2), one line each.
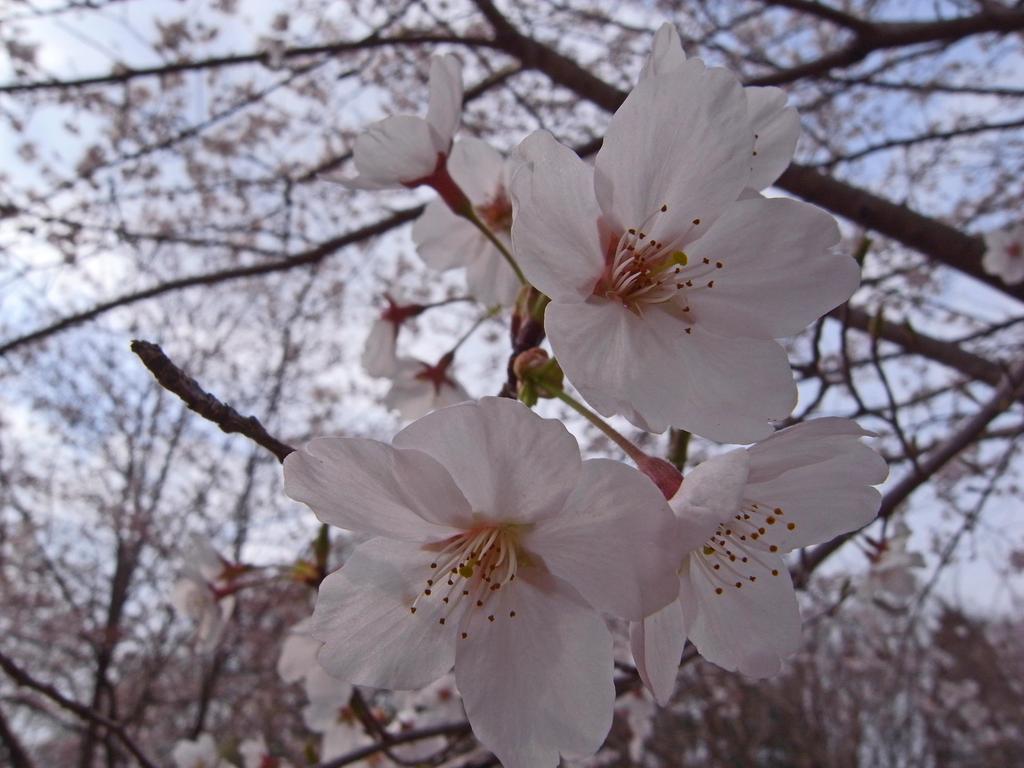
477 189 512 231
409 525 522 638
695 501 796 594
592 203 722 317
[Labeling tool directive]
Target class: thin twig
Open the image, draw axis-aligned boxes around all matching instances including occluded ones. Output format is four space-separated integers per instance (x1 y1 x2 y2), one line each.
0 651 158 768
130 340 295 463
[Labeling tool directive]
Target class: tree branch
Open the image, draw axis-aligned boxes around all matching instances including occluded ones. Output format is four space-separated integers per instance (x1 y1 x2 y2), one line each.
0 207 420 357
130 340 295 463
0 650 158 768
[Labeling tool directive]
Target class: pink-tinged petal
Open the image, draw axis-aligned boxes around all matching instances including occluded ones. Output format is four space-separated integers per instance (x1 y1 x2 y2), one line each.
746 417 885 484
679 551 801 677
455 568 614 768
685 196 855 338
412 199 486 271
525 458 680 620
361 317 399 378
383 359 471 421
630 599 685 705
745 86 800 190
312 538 458 689
284 437 472 538
595 61 751 242
510 130 605 302
545 300 796 442
349 115 439 187
464 240 521 306
426 53 463 151
671 449 750 545
448 137 505 202
393 398 581 524
639 23 686 80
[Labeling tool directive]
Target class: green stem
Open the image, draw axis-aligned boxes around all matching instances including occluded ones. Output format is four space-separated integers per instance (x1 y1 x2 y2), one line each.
461 208 527 286
553 389 648 466
450 305 501 353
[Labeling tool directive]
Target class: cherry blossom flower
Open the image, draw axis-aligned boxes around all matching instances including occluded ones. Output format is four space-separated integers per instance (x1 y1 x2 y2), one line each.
342 54 467 207
383 355 470 420
170 535 236 652
412 138 521 306
362 295 428 378
172 734 227 768
639 23 800 191
283 397 681 768
982 223 1024 285
630 418 887 702
510 61 858 443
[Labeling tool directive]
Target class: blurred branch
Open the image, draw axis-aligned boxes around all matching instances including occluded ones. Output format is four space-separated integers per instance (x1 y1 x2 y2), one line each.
750 6 1024 86
130 340 295 463
315 721 472 768
0 207 420 357
0 33 496 94
0 704 35 768
0 650 158 768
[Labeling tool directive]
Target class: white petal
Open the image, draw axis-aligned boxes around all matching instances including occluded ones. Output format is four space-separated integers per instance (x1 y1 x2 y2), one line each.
277 620 320 683
525 458 680 620
464 242 521 305
743 457 883 551
413 199 485 271
448 137 505 202
639 23 686 81
393 397 581 524
595 61 751 243
745 86 800 190
671 449 750 545
629 599 685 705
685 197 855 338
545 299 796 442
680 551 801 677
361 318 399 378
312 538 458 689
426 53 463 151
350 115 439 187
746 417 884 484
510 130 605 302
284 437 472 538
455 568 614 768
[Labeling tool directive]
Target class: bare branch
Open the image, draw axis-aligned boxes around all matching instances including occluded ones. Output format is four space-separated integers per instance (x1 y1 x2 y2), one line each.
130 340 295 463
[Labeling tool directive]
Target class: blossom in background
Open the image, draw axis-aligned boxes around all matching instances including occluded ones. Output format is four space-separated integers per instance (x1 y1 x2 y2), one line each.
982 224 1024 285
239 735 293 768
639 22 800 191
389 675 465 763
631 419 887 703
170 535 236 652
860 521 925 605
413 138 521 306
510 63 858 443
172 734 227 768
342 54 464 195
383 355 470 420
362 295 428 378
283 397 681 768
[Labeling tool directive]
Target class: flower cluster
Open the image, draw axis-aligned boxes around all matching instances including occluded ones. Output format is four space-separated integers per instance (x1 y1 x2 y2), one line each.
267 22 888 768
